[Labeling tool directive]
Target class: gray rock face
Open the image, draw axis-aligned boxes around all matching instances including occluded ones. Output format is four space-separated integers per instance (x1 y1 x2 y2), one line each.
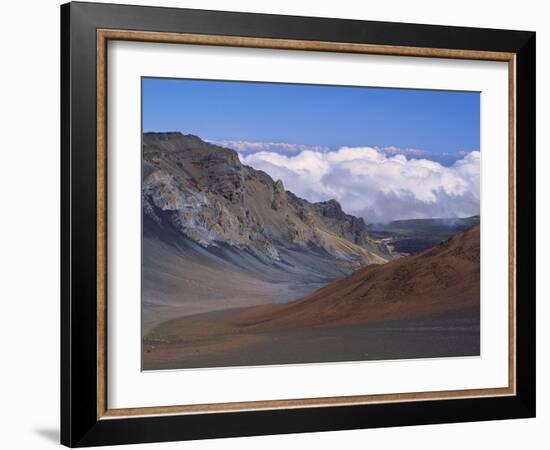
143 132 391 269
313 199 371 246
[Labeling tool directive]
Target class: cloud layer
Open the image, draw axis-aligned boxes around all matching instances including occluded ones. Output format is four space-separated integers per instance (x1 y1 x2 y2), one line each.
240 146 480 223
209 139 330 155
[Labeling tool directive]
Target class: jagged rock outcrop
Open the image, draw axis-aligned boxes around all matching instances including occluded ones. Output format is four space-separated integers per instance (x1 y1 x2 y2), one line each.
143 132 391 268
313 199 373 247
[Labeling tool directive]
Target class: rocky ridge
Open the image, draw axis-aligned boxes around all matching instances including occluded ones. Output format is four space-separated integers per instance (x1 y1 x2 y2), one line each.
143 132 391 269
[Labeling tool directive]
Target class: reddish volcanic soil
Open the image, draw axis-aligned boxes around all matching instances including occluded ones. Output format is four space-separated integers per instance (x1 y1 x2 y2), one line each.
233 225 480 331
143 226 480 370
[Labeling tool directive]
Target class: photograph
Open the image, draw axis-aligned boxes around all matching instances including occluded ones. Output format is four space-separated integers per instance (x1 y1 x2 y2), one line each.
141 78 481 370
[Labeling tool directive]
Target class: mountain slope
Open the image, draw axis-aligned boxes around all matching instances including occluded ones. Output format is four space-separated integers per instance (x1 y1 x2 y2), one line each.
142 132 392 330
146 225 479 343
143 132 390 265
228 224 480 331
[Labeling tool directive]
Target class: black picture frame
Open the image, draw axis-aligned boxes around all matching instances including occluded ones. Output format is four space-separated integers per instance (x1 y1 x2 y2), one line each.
61 1 536 447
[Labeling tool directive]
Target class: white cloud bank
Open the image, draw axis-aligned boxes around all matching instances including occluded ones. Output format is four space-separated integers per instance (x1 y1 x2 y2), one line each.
241 146 480 223
210 139 435 160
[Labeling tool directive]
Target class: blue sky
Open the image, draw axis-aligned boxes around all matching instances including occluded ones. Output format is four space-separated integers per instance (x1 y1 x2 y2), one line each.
142 77 479 166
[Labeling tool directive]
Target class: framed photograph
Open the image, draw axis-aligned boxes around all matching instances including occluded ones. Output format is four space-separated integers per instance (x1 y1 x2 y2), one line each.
61 1 536 447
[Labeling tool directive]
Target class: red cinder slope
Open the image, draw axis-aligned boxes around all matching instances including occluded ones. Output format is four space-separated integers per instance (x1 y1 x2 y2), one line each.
234 225 480 331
